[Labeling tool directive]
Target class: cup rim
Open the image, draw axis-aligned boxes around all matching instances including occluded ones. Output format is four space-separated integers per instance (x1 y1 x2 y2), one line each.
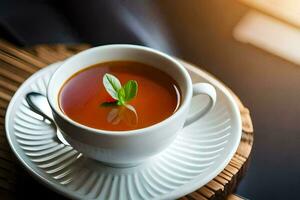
47 44 193 136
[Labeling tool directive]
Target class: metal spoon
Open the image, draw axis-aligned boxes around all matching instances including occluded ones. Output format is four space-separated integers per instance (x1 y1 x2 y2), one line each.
26 92 69 145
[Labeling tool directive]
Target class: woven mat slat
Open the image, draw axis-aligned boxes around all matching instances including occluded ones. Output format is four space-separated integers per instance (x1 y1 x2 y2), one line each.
0 66 27 84
0 40 253 200
0 78 18 92
187 192 208 200
206 179 224 192
0 51 40 74
27 44 90 64
214 175 228 186
0 39 47 68
0 100 8 110
219 172 232 181
227 194 245 200
0 108 5 116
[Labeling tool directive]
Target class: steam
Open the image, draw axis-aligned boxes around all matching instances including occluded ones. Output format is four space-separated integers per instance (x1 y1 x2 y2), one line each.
112 1 177 55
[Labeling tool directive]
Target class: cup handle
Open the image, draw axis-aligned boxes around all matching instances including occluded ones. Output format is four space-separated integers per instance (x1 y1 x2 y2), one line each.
184 83 217 126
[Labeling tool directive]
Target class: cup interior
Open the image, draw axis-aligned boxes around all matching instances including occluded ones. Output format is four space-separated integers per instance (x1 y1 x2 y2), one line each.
47 45 192 133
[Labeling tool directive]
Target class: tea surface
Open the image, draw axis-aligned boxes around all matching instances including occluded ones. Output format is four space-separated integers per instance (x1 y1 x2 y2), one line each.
59 61 181 131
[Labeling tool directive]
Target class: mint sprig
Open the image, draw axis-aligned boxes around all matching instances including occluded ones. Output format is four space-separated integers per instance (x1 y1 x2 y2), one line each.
102 73 138 106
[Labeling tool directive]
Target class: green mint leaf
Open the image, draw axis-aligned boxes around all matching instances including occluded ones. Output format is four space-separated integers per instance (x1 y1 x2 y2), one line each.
102 74 138 107
123 80 138 102
117 87 126 105
103 73 122 100
100 101 118 107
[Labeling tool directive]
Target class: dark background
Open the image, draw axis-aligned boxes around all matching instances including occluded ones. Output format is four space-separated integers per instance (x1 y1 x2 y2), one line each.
1 0 300 199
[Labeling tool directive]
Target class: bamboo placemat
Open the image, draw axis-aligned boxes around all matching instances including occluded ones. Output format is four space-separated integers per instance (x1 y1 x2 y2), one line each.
0 39 253 200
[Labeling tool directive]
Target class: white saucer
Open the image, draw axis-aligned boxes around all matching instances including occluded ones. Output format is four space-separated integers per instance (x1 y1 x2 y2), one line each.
5 62 241 200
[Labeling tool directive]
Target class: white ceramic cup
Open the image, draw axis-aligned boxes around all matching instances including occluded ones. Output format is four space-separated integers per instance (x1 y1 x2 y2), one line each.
47 45 217 167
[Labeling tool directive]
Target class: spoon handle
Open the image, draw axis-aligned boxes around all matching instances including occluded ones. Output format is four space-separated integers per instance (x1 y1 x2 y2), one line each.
26 92 55 123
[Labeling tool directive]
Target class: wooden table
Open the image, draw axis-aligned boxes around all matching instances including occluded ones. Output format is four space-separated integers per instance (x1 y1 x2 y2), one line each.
0 40 253 200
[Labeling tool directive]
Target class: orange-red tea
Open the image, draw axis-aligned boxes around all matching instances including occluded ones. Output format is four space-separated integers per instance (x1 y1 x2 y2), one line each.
59 61 181 131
